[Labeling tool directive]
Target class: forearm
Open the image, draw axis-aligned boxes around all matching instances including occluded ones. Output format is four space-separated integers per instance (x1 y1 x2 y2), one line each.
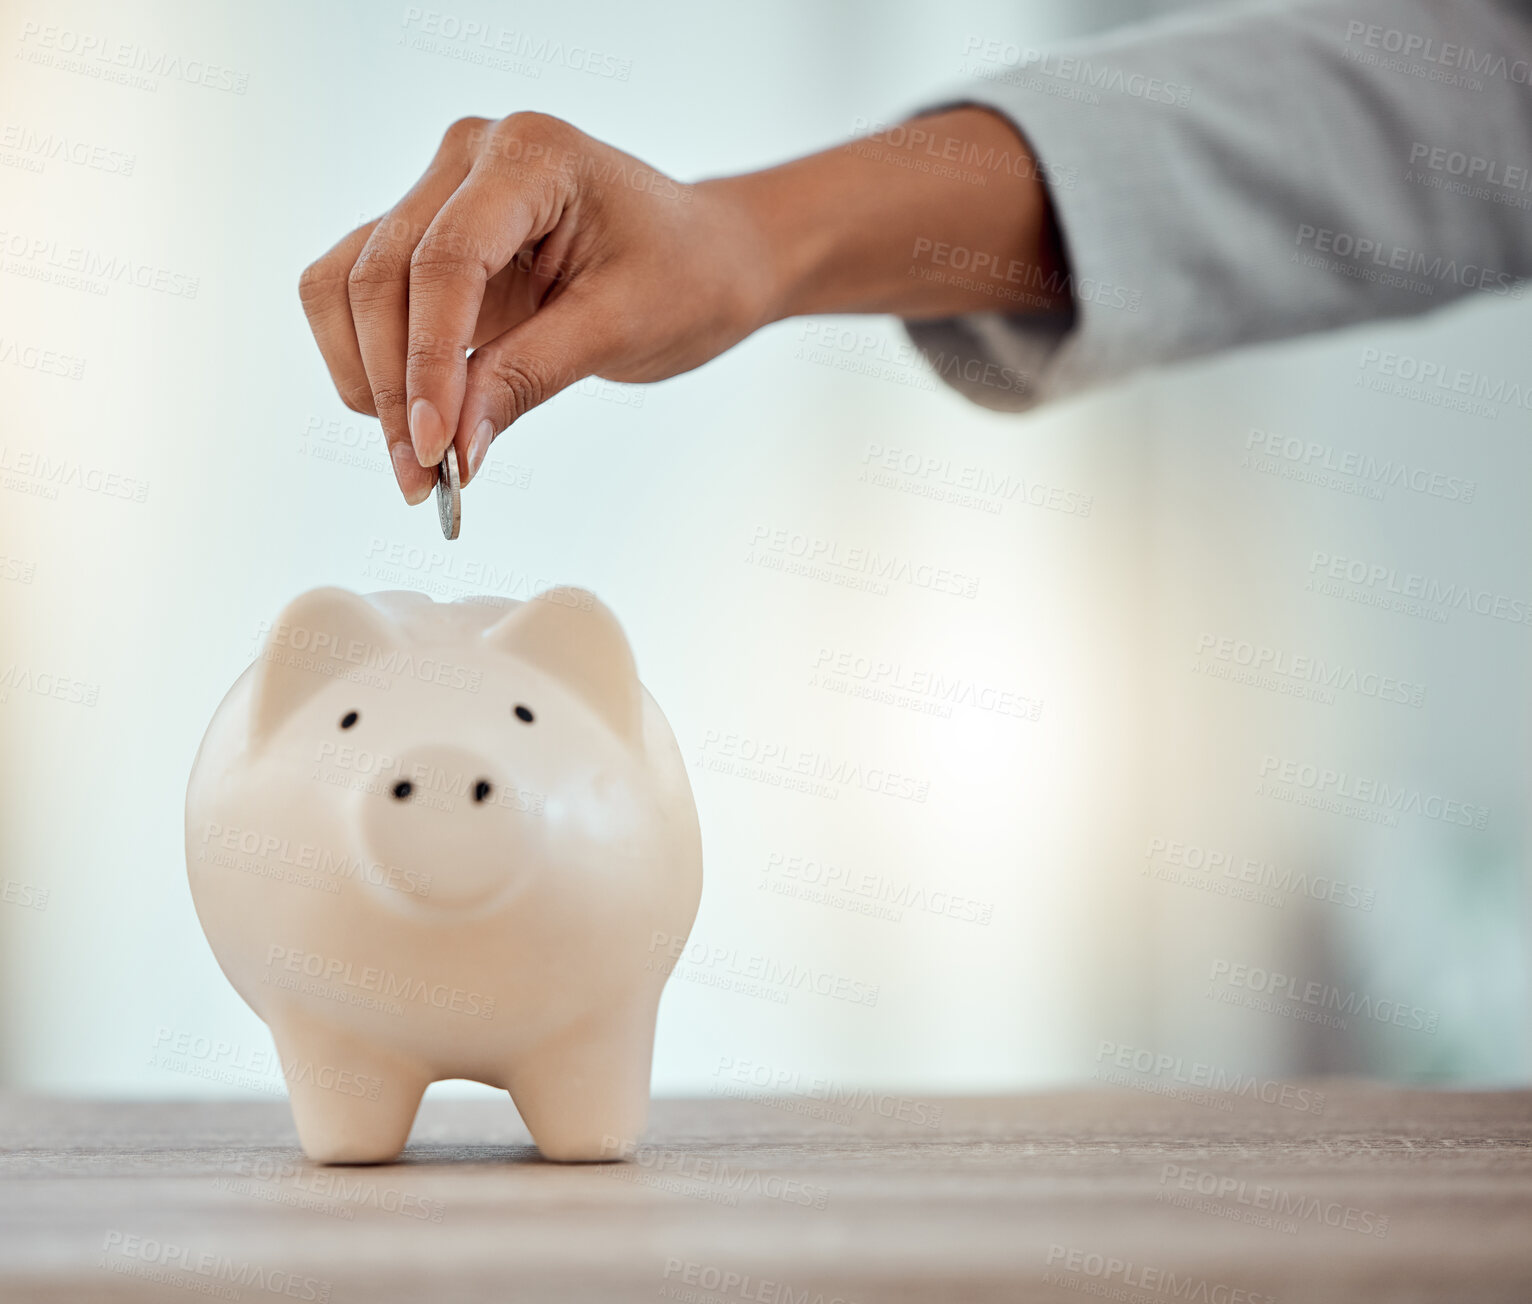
705 107 1072 326
903 0 1532 412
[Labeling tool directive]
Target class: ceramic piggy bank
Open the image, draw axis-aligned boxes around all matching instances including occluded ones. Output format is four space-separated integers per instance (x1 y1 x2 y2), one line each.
186 585 702 1163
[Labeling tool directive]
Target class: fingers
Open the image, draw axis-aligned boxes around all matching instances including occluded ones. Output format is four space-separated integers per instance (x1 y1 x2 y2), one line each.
298 113 601 505
349 155 476 506
402 175 545 471
298 221 379 415
303 217 439 504
297 118 484 505
405 116 578 471
455 289 614 484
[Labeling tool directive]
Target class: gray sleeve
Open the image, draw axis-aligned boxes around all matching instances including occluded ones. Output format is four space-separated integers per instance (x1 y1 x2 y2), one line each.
903 0 1532 411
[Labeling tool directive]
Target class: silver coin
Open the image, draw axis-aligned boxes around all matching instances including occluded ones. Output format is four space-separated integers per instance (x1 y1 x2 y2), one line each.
436 449 461 540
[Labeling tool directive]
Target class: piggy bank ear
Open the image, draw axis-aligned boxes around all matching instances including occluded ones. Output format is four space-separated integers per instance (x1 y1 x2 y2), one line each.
250 588 395 746
483 588 642 745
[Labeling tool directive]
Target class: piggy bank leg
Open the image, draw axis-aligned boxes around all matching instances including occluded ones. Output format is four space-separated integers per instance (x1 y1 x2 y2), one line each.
270 1010 430 1164
506 1001 657 1162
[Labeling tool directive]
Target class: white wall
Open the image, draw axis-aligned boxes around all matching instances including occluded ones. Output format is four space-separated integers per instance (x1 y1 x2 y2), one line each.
1136 301 1532 1085
1 0 1525 1102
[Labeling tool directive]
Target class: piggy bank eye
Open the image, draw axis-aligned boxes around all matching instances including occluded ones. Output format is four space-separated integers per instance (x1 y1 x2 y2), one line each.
340 711 359 730
473 779 493 803
513 704 534 724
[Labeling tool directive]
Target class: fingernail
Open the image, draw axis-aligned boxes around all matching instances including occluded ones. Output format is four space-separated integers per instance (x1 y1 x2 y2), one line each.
467 418 494 481
409 396 443 465
391 442 433 505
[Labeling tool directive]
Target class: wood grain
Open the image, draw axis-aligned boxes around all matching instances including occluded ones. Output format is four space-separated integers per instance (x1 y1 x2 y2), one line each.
0 1084 1528 1302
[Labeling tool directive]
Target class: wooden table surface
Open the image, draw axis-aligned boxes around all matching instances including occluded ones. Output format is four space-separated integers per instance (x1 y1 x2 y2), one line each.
1 1084 1529 1303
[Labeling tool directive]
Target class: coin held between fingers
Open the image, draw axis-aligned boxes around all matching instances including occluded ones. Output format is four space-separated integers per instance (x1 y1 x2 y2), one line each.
436 452 461 540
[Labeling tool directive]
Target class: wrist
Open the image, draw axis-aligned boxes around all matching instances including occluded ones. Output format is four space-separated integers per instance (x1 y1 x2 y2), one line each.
691 173 802 337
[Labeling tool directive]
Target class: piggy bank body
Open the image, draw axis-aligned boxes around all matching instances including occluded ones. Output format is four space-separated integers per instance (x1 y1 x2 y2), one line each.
186 586 702 1163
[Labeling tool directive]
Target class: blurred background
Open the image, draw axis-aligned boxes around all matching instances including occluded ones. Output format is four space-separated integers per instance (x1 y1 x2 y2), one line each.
0 0 1527 1108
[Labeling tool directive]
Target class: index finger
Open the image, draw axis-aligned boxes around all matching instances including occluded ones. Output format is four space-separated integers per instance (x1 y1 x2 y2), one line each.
404 120 576 469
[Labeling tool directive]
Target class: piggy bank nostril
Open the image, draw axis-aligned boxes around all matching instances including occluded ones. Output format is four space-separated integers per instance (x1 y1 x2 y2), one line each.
473 779 493 804
392 780 413 801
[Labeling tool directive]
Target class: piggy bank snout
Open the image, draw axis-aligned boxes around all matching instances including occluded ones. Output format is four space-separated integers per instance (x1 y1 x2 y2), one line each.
358 743 522 912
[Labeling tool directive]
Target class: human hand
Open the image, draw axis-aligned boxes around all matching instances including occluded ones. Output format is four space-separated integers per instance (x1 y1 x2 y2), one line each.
298 112 772 501
299 108 1064 503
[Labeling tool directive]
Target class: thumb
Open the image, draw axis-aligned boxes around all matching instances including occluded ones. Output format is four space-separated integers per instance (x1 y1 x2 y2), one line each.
453 291 613 484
